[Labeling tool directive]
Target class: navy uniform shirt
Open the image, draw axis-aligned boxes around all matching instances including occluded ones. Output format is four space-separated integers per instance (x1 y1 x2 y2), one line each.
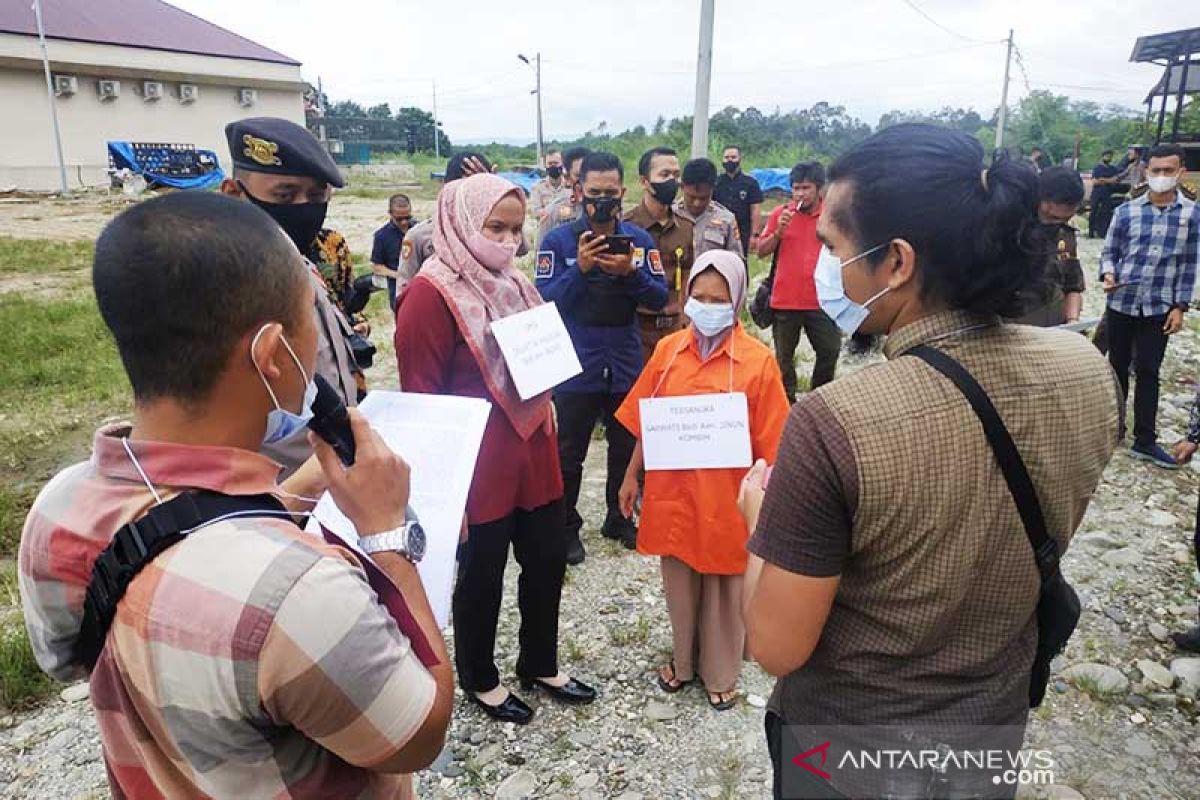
537 217 668 394
370 221 405 270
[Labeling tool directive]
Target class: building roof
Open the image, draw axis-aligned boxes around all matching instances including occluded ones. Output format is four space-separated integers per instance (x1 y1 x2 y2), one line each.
0 0 300 66
1145 61 1200 103
1130 27 1200 65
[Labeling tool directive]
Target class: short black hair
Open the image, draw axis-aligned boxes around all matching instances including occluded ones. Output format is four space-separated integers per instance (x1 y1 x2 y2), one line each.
563 146 592 173
388 193 411 208
445 151 493 181
789 161 826 188
579 151 624 183
93 192 307 404
682 158 719 187
638 146 677 178
1038 166 1084 206
1101 149 1114 157
723 145 742 156
828 123 1043 317
1148 143 1186 162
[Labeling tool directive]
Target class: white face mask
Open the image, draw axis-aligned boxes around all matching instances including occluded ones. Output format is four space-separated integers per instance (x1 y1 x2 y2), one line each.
684 297 736 336
1147 175 1179 194
814 244 890 335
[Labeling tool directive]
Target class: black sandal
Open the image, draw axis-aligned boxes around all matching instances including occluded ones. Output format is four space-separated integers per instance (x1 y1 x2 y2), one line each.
707 690 739 711
656 662 693 694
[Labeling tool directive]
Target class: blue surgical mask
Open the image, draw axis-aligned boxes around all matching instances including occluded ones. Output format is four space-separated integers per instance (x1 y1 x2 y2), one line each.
684 297 736 336
251 325 317 445
814 244 889 335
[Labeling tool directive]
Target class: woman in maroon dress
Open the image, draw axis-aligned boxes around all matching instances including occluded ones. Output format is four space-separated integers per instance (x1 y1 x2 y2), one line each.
395 173 596 725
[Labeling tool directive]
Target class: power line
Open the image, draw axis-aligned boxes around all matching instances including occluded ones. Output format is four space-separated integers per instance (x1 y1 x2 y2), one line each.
899 0 990 44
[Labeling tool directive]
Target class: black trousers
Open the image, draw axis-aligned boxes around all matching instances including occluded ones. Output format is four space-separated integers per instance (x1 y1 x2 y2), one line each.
453 501 566 692
1088 192 1114 238
772 309 842 400
1106 309 1169 447
553 391 636 538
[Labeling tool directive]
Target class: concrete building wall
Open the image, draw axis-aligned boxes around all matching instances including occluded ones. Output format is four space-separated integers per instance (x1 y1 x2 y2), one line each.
0 34 305 191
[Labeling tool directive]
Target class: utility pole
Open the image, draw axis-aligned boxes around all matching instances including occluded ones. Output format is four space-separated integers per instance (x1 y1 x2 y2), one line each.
690 0 715 159
995 29 1014 155
519 53 545 166
33 0 68 193
316 75 326 142
432 80 440 160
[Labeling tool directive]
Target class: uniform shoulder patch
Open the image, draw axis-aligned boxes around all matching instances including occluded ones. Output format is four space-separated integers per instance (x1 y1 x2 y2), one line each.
647 249 664 275
536 250 555 278
401 240 413 261
632 246 646 269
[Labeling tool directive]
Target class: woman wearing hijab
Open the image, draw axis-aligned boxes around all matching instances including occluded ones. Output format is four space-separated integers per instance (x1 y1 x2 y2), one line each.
395 173 596 726
615 250 789 710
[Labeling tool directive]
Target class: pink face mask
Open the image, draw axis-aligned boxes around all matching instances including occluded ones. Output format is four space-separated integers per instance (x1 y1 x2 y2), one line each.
468 233 519 271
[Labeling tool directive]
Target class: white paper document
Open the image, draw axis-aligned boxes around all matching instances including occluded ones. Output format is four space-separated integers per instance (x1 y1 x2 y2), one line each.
307 391 491 627
490 302 583 399
639 392 752 471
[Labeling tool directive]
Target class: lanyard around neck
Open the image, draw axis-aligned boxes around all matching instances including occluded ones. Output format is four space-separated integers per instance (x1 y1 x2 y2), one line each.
650 330 736 398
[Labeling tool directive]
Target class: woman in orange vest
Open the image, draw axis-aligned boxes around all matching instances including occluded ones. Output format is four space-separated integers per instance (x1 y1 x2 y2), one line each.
616 250 789 710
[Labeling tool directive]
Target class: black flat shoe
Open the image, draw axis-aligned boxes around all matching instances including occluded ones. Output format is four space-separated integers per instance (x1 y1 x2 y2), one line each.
1173 624 1200 653
518 676 597 704
468 691 534 725
565 536 586 566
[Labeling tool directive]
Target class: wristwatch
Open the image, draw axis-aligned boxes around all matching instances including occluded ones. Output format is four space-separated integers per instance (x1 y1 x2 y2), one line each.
359 520 427 564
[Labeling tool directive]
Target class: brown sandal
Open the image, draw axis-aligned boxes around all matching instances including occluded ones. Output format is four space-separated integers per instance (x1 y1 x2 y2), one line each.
656 662 693 694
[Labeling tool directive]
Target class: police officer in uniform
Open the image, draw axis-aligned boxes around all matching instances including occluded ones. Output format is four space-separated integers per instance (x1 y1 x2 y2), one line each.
675 157 743 261
1015 167 1086 327
714 145 764 255
537 146 591 248
624 146 695 362
220 117 360 476
537 152 668 564
530 148 571 219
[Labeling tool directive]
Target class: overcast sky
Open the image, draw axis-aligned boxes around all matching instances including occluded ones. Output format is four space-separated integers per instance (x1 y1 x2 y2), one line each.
172 0 1191 144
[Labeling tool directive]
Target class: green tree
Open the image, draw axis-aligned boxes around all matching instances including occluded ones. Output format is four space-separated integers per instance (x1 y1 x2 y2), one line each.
367 103 393 120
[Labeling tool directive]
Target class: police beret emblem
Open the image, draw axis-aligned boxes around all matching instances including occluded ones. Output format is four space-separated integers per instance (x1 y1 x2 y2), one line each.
243 134 282 167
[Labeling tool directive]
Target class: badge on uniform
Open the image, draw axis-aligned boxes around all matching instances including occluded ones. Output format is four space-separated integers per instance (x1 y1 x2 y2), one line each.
536 250 555 278
632 247 646 270
647 249 665 276
401 240 413 262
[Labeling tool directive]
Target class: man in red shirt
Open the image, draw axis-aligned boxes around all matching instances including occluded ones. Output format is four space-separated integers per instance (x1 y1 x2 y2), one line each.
757 162 841 400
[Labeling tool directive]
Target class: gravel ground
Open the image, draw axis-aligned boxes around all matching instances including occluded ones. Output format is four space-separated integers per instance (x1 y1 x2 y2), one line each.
1 229 1199 799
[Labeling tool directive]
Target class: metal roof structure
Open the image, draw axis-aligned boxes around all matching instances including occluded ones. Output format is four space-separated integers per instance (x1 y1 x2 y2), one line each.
1130 27 1200 64
0 0 300 65
1145 61 1200 102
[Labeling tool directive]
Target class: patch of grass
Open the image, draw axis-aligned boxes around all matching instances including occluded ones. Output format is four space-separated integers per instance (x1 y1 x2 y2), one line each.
0 562 55 710
0 293 130 557
609 613 651 647
0 236 93 275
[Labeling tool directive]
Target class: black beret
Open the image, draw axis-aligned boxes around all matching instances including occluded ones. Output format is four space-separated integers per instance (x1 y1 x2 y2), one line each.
225 117 344 188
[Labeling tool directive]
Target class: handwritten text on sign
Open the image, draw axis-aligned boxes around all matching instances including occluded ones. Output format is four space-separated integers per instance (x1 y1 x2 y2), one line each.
639 392 752 471
490 302 583 400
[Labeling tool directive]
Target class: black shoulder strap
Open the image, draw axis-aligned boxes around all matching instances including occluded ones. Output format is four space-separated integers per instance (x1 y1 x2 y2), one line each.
766 244 780 284
74 490 290 670
907 345 1061 583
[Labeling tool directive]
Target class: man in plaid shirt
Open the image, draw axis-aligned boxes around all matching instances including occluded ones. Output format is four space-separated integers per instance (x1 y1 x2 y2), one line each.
20 193 453 798
1101 143 1199 469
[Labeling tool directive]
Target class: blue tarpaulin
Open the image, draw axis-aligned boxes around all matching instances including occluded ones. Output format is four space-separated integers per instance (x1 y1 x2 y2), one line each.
107 141 225 190
496 171 540 195
750 168 792 194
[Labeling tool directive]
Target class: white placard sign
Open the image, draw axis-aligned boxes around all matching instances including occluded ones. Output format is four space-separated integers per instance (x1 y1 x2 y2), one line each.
639 392 753 471
490 302 582 400
306 391 491 628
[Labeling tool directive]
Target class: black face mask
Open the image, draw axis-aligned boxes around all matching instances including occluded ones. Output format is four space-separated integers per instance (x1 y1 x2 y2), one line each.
238 181 328 253
649 178 678 206
722 160 739 175
584 196 621 224
547 165 563 179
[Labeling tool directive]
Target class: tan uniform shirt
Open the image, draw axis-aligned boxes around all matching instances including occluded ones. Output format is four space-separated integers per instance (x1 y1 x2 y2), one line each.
750 313 1119 793
397 218 436 289
530 177 571 217
673 199 743 260
623 202 694 317
537 196 584 248
261 267 360 476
